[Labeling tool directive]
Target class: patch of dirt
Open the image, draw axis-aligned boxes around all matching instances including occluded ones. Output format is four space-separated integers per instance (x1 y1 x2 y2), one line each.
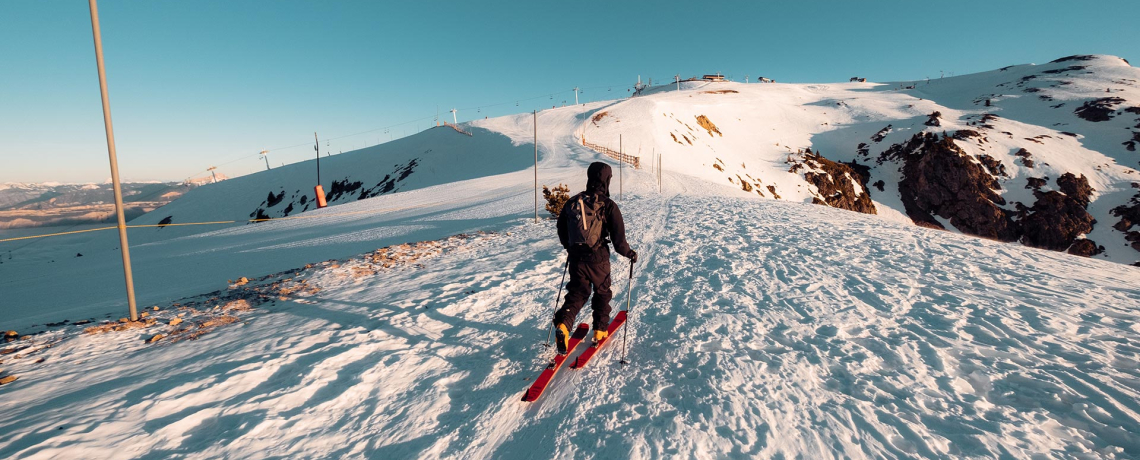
695 115 722 137
701 90 739 95
592 111 609 124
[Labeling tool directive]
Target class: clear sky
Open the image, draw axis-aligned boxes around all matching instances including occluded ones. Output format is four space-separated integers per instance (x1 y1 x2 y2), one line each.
2 0 1137 183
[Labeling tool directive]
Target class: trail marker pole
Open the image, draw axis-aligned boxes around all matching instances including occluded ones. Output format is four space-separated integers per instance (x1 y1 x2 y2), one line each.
88 0 137 321
619 134 623 200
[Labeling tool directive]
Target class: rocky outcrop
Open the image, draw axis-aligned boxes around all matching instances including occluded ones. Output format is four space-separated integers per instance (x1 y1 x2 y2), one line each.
789 150 876 214
1073 97 1127 122
884 133 1018 239
1111 188 1140 253
879 132 1104 255
1018 190 1095 251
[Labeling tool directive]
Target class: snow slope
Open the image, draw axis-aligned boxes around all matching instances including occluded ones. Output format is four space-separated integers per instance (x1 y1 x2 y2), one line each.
1 173 1138 459
578 55 1140 263
2 57 1140 459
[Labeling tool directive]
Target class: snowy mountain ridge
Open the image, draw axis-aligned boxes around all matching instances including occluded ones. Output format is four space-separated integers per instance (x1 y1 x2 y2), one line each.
1 55 1138 459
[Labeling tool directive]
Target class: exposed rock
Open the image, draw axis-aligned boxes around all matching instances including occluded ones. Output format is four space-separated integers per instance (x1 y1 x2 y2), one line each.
1067 239 1104 257
169 318 183 327
147 334 164 343
766 186 781 200
924 111 942 127
1026 177 1047 190
871 125 892 143
885 133 1018 240
1019 190 1095 251
872 180 885 192
1015 148 1035 168
0 375 17 385
1074 97 1127 122
1056 173 1094 207
4 331 16 339
791 151 876 214
977 155 1008 177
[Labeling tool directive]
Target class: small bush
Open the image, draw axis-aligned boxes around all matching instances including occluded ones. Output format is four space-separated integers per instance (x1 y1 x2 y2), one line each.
543 184 570 219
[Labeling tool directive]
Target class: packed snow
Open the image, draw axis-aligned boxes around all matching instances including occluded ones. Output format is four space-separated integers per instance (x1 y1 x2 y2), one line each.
2 56 1140 459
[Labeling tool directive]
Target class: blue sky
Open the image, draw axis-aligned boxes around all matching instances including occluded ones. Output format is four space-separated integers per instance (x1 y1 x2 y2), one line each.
2 0 1137 183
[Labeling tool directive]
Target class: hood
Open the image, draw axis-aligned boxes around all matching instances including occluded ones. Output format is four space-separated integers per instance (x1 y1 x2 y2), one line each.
585 162 612 197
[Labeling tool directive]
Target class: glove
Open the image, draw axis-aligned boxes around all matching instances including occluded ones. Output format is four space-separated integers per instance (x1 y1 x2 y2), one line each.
628 250 638 264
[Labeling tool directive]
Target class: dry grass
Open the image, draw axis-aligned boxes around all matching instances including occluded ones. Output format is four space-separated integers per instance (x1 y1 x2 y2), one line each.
696 115 723 137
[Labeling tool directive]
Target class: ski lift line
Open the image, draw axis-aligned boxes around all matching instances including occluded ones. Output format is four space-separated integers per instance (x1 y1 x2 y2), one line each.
173 80 638 182
0 202 440 244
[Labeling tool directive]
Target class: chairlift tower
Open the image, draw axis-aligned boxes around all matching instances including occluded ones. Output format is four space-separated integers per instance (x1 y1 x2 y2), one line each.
207 166 218 183
573 87 579 105
450 108 457 125
259 150 271 170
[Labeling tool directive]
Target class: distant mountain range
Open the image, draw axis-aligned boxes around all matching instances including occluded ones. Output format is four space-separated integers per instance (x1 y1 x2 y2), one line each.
0 182 203 229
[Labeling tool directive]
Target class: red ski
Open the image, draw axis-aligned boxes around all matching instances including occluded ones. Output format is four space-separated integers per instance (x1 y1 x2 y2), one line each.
522 323 590 402
570 310 627 369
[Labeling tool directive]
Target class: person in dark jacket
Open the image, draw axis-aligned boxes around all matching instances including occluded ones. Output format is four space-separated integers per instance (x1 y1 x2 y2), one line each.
554 162 637 352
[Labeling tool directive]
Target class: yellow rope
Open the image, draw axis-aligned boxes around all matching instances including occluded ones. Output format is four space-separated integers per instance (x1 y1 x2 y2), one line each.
0 202 439 244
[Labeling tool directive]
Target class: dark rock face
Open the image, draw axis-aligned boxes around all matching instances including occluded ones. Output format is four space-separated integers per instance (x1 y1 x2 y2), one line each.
1067 239 1103 257
886 133 1018 240
1111 192 1140 253
924 111 942 127
1074 97 1126 122
789 151 876 215
977 155 1007 177
1056 173 1094 207
1015 148 1035 168
880 133 1101 254
1019 190 1095 251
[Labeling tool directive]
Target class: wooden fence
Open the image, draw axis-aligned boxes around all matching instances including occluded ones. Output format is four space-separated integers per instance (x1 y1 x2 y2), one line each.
442 122 473 137
581 136 640 169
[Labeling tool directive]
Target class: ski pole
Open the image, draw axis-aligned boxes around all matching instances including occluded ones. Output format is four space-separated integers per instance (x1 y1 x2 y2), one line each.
544 259 570 348
619 259 636 366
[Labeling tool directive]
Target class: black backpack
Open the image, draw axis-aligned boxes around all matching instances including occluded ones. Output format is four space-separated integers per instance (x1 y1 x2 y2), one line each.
566 193 606 250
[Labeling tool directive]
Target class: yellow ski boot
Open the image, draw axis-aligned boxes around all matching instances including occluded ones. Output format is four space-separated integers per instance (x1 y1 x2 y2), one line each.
593 329 608 345
555 323 570 355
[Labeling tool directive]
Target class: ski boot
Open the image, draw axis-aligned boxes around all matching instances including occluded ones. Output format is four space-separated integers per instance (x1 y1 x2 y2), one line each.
555 323 570 355
593 330 608 346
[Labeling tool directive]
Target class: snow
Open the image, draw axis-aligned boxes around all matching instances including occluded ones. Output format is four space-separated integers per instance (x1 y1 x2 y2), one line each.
2 56 1140 459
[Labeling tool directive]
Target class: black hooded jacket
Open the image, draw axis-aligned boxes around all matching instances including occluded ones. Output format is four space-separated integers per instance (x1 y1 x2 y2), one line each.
557 162 634 263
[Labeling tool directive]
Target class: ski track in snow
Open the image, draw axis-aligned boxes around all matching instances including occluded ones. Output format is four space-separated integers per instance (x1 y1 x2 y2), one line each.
2 171 1139 459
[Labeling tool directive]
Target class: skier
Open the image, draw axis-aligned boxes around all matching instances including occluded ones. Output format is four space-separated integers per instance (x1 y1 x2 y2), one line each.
553 162 637 354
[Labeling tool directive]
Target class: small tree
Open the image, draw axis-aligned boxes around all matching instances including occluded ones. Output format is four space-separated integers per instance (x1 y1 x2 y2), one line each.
542 184 570 219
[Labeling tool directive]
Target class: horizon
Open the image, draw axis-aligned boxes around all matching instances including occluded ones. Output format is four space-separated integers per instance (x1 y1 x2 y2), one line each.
2 0 1138 183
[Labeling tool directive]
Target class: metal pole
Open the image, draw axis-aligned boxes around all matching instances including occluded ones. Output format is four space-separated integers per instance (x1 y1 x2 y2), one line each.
544 259 569 347
619 134 623 200
88 0 137 322
534 110 538 223
619 261 636 366
314 132 321 184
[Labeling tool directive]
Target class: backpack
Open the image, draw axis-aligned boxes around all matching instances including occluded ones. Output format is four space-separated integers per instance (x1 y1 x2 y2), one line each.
566 193 606 250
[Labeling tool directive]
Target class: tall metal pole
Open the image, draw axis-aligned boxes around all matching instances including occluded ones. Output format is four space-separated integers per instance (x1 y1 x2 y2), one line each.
619 134 623 201
314 132 321 184
88 0 137 321
534 110 538 223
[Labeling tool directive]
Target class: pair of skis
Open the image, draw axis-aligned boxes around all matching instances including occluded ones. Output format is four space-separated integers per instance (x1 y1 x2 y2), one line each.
521 310 628 402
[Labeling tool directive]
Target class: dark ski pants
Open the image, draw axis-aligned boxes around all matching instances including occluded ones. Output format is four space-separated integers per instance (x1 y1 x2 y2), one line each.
553 259 612 331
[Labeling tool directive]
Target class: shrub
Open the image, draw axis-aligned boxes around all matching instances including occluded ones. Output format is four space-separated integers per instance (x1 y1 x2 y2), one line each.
542 184 571 219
